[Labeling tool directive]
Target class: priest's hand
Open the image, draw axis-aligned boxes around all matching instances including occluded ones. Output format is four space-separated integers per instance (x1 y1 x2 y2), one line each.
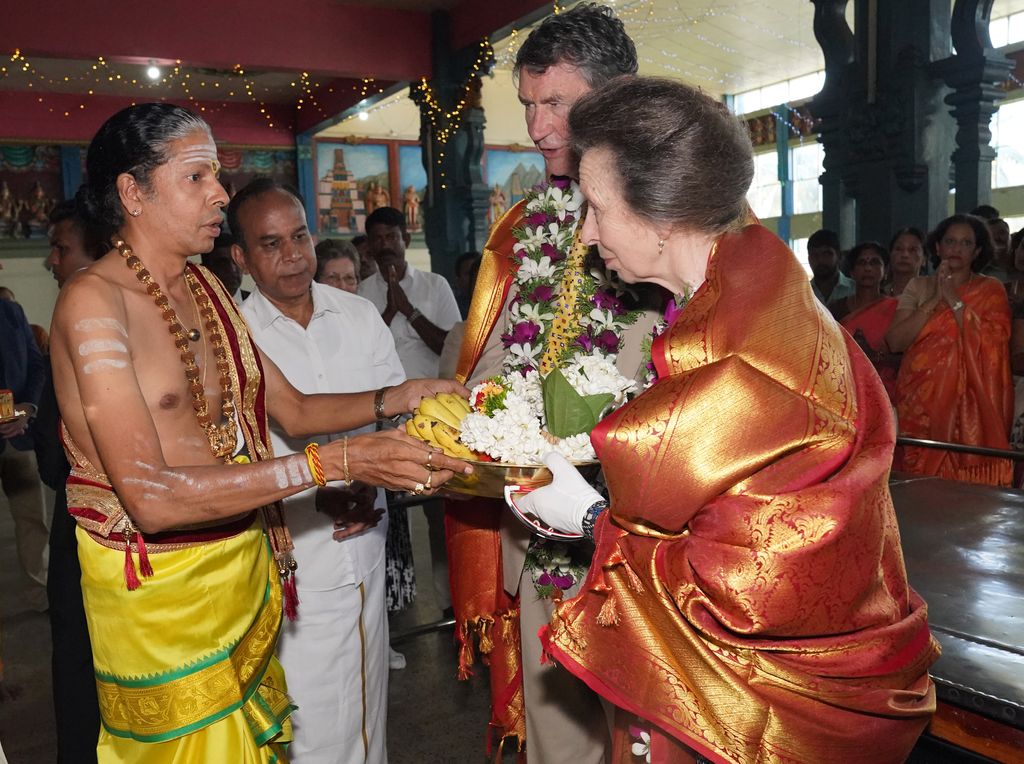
509 452 604 538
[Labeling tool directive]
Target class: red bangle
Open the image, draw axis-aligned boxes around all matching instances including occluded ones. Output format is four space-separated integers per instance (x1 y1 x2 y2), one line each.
304 443 327 487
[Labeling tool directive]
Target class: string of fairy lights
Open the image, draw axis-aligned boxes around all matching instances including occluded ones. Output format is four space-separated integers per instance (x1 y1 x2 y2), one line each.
4 0 1023 142
0 48 383 131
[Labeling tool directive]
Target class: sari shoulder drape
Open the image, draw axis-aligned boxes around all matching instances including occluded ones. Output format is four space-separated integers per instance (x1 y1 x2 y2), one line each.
544 225 937 764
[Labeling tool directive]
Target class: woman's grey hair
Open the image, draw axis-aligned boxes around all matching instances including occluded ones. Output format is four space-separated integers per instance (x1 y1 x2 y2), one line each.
315 238 360 282
514 3 637 86
77 103 211 237
569 76 754 235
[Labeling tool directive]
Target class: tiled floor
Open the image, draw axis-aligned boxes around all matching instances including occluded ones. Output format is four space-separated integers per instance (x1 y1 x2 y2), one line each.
0 501 508 763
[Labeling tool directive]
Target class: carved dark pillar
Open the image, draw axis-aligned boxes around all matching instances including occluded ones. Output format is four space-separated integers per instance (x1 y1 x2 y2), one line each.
809 0 857 246
411 12 494 280
933 0 1012 212
810 0 957 244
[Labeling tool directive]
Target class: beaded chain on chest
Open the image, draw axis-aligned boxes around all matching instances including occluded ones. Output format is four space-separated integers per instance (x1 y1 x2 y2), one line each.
115 239 237 460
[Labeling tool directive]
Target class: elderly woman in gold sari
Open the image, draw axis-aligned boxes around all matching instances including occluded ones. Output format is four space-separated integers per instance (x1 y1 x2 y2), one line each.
511 77 937 763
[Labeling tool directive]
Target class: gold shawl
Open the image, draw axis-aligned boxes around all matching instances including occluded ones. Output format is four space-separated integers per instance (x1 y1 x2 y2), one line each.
543 226 938 763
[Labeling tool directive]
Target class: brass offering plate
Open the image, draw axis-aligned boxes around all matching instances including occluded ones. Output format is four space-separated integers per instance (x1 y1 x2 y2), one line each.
445 459 599 498
0 410 28 426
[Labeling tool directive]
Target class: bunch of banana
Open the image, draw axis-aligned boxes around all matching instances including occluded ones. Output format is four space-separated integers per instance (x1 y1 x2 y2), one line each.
406 393 477 459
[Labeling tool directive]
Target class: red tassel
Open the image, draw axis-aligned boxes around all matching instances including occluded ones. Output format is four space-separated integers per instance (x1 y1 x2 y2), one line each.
282 573 299 621
136 532 154 578
124 542 141 591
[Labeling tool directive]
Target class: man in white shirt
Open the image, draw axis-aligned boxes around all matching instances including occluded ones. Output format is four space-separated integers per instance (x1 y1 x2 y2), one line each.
358 206 462 379
358 206 462 616
229 178 405 764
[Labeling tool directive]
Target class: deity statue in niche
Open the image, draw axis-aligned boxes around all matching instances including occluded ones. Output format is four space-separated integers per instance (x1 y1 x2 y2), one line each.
489 183 507 225
403 185 420 231
0 181 22 238
24 181 56 239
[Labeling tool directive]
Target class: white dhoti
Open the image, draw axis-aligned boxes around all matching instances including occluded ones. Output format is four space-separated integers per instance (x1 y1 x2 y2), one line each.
277 551 389 764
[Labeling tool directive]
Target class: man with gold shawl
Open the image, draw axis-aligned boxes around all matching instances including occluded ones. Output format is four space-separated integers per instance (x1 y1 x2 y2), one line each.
50 104 469 762
515 77 938 763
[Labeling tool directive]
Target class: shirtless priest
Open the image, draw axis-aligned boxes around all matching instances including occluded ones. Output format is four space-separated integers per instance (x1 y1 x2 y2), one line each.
49 103 470 762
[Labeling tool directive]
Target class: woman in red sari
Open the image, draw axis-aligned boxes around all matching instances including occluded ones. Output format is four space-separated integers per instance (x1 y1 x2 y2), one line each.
886 214 1013 485
509 77 936 764
829 241 900 400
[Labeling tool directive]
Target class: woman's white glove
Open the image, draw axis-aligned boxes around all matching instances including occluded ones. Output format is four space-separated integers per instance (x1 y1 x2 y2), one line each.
510 452 604 537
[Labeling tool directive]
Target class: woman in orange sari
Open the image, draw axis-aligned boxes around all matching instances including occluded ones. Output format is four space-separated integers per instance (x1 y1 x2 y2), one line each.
829 241 899 400
886 214 1013 485
509 77 937 764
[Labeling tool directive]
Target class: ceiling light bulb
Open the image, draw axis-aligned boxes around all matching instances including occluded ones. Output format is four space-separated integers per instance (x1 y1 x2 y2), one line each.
146 65 161 80
358 111 369 121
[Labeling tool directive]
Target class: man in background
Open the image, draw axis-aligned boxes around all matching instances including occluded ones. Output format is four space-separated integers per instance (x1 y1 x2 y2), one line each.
230 178 404 763
808 228 855 304
43 199 107 763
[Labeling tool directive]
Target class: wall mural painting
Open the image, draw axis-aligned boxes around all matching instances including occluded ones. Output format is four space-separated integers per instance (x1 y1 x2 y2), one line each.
0 145 62 240
217 148 298 201
316 141 390 237
398 144 426 235
484 148 545 227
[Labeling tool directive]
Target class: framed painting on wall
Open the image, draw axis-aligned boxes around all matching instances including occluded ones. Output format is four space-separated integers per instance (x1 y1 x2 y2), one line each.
483 148 544 226
315 141 390 236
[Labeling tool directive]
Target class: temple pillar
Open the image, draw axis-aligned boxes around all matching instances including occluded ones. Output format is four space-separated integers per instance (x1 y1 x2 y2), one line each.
411 11 494 280
810 0 956 244
933 0 1013 212
295 134 318 234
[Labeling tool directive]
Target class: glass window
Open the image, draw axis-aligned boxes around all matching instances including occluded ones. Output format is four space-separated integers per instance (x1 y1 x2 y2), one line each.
733 89 762 116
760 81 789 110
791 143 824 215
1009 12 1024 45
789 71 825 103
790 237 813 276
992 98 1024 189
747 150 782 219
990 16 1009 48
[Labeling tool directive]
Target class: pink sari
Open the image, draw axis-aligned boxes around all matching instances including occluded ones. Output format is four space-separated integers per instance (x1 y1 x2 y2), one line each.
841 297 899 401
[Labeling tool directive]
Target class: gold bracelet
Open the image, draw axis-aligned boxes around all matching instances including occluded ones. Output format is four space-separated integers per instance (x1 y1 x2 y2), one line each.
304 442 327 487
342 436 352 486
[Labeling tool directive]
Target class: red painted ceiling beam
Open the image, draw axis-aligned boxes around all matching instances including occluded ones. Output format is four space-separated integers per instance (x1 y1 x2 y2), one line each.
0 91 295 146
4 0 432 82
451 0 552 50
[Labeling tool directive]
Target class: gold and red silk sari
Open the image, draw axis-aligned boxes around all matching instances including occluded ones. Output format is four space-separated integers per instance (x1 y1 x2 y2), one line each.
542 226 938 763
894 275 1013 486
448 199 529 748
64 264 293 762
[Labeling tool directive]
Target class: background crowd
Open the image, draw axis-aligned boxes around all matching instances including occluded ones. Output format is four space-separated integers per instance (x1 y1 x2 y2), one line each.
810 206 1023 487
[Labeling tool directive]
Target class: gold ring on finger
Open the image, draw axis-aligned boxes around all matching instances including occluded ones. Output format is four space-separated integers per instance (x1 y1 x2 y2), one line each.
426 471 433 490
412 482 425 495
427 450 434 469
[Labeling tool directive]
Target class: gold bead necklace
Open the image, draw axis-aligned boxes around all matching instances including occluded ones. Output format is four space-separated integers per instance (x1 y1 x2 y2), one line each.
116 239 237 459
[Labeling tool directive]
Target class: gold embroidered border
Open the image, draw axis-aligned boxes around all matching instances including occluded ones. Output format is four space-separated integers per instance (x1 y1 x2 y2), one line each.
96 568 281 742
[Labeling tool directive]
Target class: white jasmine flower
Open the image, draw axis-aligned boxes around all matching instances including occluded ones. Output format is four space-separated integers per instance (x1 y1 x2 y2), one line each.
519 256 557 281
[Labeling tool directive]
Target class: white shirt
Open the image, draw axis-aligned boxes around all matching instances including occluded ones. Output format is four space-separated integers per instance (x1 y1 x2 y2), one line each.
358 263 462 379
241 283 406 591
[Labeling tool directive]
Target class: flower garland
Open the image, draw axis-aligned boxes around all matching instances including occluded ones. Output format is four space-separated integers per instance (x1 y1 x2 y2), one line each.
641 289 692 388
501 178 640 374
524 539 592 600
495 177 643 599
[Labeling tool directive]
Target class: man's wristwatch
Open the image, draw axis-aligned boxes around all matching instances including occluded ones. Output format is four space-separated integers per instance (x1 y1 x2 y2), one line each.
407 308 423 324
374 386 399 422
